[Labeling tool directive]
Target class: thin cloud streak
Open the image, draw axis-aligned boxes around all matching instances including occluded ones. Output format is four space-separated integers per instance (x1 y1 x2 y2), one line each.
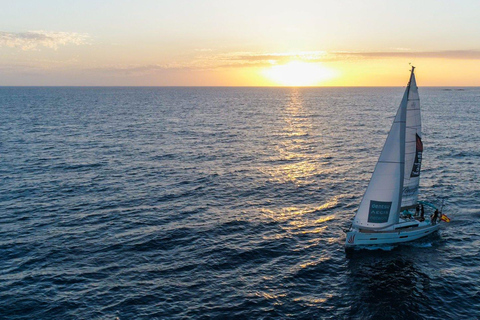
0 30 89 50
88 64 190 75
331 50 480 60
4 49 480 77
77 49 480 75
189 50 480 69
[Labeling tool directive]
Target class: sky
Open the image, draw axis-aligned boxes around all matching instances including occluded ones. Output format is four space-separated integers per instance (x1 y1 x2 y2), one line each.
1 0 480 86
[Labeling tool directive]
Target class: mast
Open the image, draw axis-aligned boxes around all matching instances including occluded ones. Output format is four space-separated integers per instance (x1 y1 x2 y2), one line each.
391 67 415 220
406 66 415 99
401 66 422 209
390 68 410 224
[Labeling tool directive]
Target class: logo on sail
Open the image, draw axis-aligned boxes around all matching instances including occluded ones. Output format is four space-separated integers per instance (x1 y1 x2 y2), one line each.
411 134 423 177
368 200 392 223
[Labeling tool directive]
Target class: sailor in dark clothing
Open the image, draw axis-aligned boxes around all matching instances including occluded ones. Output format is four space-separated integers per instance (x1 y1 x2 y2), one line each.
432 209 439 225
419 204 425 221
415 204 420 217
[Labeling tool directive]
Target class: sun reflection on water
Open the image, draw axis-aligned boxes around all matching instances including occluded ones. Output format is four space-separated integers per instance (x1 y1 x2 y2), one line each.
260 88 333 186
258 88 341 238
260 196 339 241
261 197 338 223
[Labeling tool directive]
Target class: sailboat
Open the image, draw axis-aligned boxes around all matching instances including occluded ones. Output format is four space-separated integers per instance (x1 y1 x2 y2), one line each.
345 67 446 249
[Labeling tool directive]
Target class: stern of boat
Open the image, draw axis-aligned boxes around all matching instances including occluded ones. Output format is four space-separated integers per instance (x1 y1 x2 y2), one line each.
345 230 358 248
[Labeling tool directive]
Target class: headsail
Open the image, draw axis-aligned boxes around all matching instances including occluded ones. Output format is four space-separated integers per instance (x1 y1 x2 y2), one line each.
401 72 422 209
352 69 416 229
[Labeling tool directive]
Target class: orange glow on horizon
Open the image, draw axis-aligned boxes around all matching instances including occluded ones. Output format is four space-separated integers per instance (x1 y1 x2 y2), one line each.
261 61 337 86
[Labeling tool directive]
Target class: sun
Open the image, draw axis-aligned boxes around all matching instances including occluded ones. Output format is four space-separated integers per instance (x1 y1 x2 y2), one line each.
262 61 336 86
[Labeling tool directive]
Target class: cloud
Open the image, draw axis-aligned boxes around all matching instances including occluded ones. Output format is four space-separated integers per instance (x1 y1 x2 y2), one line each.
186 49 480 71
88 58 275 74
13 48 478 77
328 50 480 61
218 50 480 65
126 51 327 70
0 30 89 50
210 51 328 67
88 64 186 75
84 49 480 75
202 50 480 67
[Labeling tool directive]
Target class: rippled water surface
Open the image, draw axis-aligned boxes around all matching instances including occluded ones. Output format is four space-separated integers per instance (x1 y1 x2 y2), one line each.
1 86 479 319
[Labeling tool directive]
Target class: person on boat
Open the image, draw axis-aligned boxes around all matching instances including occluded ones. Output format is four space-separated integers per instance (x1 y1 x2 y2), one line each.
432 209 439 225
419 204 425 221
415 204 420 217
421 204 425 219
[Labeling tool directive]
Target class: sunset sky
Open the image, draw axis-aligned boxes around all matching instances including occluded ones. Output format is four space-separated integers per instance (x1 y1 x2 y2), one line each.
1 0 480 86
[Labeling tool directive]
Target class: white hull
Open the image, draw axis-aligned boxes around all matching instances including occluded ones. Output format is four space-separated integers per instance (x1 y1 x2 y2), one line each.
345 220 440 249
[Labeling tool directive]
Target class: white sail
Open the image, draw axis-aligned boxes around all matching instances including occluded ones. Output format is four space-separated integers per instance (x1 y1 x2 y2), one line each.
346 68 443 249
401 73 422 209
352 78 410 229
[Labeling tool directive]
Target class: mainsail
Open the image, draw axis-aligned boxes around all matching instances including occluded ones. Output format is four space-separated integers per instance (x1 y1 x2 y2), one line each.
401 72 422 209
352 69 417 229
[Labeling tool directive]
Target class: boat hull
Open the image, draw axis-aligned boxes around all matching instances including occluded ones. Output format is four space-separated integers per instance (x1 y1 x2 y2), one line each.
345 223 440 249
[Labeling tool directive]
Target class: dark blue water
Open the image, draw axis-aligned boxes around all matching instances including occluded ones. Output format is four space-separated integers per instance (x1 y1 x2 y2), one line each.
1 86 479 319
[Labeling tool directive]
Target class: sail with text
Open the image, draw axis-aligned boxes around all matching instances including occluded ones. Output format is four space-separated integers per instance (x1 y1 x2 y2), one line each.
352 79 411 229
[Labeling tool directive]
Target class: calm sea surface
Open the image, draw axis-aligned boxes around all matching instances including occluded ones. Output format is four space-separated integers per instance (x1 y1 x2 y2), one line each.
1 86 479 319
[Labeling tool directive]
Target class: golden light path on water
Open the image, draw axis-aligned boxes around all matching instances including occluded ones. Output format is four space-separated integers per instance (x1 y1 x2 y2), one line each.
259 89 333 186
259 89 340 255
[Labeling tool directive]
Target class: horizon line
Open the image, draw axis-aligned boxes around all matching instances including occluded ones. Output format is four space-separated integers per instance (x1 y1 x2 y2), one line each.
1 85 478 88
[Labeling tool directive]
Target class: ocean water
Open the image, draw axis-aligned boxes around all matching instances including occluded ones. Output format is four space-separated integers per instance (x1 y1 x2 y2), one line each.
1 86 479 319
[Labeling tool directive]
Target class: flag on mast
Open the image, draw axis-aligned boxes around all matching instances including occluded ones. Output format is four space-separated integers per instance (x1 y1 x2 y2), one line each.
440 214 451 222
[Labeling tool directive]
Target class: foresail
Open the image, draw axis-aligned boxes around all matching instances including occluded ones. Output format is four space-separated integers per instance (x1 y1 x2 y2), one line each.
401 73 422 209
353 89 407 229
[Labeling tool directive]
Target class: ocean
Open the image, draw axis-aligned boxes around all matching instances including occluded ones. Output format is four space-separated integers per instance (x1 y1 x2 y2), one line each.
1 86 479 319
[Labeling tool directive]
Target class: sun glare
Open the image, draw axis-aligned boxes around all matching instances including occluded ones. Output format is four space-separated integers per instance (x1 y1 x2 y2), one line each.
262 61 336 86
